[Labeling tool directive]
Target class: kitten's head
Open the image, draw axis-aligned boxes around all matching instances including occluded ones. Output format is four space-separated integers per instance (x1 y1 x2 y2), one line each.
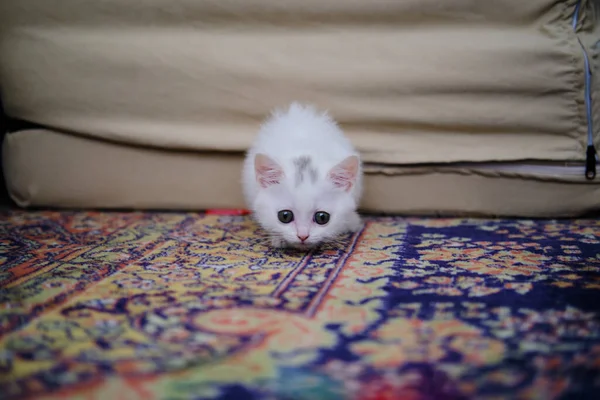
252 153 360 249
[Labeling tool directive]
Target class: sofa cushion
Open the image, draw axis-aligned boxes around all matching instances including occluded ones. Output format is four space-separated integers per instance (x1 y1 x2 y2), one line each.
0 0 597 165
4 129 600 216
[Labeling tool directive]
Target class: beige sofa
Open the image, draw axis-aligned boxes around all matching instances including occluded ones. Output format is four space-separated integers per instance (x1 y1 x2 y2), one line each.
1 0 599 216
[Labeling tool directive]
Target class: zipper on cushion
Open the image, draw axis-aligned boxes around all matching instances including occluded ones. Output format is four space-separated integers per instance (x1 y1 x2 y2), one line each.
573 1 597 180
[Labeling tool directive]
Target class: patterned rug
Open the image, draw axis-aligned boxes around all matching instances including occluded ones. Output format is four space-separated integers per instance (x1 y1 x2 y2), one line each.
1 211 599 400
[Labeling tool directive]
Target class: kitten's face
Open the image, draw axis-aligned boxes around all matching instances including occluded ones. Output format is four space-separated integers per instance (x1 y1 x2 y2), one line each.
254 182 357 248
252 153 360 248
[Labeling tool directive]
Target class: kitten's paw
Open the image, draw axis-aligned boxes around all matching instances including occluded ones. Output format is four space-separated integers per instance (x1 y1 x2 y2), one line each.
270 237 285 248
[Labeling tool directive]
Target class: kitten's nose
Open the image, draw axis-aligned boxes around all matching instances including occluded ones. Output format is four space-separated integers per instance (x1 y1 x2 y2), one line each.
297 234 309 242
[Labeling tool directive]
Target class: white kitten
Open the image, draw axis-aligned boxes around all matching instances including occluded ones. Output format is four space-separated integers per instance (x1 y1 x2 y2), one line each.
242 102 363 249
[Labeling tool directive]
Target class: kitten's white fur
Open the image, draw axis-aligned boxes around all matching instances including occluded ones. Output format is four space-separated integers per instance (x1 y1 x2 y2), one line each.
242 102 363 249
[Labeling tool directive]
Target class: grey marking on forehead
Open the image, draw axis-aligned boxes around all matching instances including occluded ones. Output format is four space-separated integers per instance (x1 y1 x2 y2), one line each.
294 156 318 186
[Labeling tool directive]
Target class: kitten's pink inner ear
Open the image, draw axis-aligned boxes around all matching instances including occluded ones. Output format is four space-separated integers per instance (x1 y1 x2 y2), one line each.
328 155 359 192
255 153 284 188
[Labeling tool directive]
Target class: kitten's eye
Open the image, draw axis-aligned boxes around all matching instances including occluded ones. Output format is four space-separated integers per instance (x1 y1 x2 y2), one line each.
314 211 330 225
277 210 294 224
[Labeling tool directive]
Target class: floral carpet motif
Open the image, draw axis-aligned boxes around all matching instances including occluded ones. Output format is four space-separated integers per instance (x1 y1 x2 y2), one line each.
1 211 599 400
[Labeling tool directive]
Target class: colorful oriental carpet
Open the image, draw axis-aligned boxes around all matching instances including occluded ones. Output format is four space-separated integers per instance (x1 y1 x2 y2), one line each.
1 211 600 400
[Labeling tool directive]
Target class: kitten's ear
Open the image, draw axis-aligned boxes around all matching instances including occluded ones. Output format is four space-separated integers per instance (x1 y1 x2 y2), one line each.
255 153 284 188
328 155 359 192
